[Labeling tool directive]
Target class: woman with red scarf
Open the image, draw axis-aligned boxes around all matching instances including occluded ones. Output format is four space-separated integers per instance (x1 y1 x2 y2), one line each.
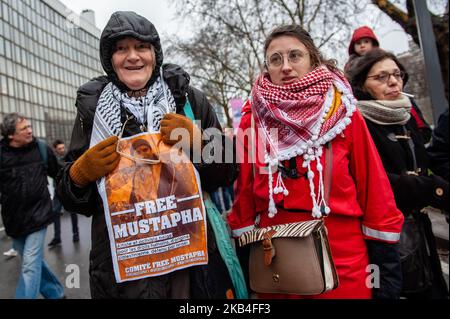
228 25 404 299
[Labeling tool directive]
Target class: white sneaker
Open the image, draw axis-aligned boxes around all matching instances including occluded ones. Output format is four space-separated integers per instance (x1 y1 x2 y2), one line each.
3 248 18 257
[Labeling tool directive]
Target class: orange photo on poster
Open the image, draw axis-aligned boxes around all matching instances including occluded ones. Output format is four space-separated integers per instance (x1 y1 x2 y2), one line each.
98 132 208 283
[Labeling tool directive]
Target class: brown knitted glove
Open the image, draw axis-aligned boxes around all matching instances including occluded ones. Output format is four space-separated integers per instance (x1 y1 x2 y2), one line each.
160 113 202 149
69 136 120 188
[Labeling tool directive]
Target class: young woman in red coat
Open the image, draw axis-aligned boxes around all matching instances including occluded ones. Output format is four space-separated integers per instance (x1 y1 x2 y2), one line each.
228 25 404 299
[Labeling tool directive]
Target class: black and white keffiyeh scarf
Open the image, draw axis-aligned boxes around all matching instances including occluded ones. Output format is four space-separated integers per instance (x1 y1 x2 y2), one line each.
90 75 176 147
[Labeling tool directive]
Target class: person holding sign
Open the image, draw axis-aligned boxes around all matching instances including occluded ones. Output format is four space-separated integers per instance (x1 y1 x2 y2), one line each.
57 11 238 299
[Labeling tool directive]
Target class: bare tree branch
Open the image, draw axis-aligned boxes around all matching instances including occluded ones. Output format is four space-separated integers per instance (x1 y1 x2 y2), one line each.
169 0 370 125
371 0 448 99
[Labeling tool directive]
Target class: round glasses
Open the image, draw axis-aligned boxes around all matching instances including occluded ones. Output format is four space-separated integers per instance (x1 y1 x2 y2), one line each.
367 70 405 83
265 49 308 68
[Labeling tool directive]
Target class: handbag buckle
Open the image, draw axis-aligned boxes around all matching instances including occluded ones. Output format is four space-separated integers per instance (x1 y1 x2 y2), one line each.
272 274 280 283
262 230 276 266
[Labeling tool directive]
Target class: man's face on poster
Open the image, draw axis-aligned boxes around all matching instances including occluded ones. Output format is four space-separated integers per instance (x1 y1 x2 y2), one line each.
135 143 153 160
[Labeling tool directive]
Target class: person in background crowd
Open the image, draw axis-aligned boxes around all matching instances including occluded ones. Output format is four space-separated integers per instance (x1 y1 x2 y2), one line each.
211 186 234 214
228 24 404 299
0 113 64 299
427 109 449 222
427 109 449 180
48 139 79 247
211 188 226 213
56 11 237 299
344 26 431 143
344 26 380 76
348 48 449 299
222 127 235 213
2 246 18 258
2 209 18 258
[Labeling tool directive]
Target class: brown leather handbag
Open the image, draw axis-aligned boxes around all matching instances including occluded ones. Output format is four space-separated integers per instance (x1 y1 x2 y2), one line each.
238 219 339 295
239 139 339 295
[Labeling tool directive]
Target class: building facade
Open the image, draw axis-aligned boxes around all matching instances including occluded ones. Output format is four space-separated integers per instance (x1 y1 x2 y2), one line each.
0 0 102 143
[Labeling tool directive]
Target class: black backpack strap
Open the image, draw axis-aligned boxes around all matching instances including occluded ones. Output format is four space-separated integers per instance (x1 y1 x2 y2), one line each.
36 139 48 169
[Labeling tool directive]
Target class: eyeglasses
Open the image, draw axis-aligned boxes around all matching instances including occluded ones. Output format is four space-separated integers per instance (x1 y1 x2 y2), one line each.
116 116 160 165
265 49 308 68
367 70 405 83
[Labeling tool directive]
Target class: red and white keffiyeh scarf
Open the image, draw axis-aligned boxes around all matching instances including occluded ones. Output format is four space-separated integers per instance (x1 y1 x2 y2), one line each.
251 66 357 218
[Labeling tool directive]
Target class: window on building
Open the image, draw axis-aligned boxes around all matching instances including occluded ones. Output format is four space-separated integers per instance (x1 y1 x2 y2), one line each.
0 36 4 56
0 74 7 95
4 40 12 60
7 77 14 96
2 3 10 23
11 9 18 29
23 82 29 101
2 95 10 113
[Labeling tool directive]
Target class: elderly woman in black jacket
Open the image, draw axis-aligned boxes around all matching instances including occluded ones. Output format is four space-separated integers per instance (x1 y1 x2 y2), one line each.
57 11 237 299
348 48 449 299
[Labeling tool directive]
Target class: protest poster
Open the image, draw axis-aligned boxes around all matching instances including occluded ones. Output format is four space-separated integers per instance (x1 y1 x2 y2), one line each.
98 132 208 283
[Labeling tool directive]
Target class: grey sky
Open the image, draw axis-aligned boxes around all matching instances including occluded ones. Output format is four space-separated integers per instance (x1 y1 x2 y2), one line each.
59 0 411 60
58 0 191 41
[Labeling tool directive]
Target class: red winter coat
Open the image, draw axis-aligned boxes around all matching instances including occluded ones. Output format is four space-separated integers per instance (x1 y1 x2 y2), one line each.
228 100 404 299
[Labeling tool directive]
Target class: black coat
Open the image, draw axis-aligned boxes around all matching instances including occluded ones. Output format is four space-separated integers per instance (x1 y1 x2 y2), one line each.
427 109 449 180
364 116 449 298
365 118 448 214
56 64 237 298
0 138 59 238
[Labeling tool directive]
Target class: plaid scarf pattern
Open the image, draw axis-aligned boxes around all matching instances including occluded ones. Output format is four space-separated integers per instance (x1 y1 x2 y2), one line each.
251 66 354 161
251 66 357 218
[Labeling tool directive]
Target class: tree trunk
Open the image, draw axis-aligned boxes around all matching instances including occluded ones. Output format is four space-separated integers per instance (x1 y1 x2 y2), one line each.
372 0 449 100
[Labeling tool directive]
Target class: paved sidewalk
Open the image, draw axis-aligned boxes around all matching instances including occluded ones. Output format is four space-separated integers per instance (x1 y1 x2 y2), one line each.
0 213 92 299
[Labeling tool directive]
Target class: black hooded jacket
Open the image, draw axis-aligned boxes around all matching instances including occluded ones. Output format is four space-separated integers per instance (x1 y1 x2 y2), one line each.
99 11 164 91
56 11 237 298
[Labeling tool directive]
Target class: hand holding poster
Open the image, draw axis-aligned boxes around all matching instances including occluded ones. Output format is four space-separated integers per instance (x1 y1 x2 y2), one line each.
97 132 208 283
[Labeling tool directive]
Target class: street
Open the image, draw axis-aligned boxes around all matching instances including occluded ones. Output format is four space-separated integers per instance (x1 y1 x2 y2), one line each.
0 212 92 299
0 209 448 299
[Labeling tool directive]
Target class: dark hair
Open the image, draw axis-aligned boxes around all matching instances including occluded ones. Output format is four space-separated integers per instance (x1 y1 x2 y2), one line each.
263 24 338 72
1 113 27 140
347 48 409 100
53 139 64 148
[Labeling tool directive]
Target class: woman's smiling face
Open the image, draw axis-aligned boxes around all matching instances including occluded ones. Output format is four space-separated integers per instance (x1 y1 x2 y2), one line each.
112 37 156 91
